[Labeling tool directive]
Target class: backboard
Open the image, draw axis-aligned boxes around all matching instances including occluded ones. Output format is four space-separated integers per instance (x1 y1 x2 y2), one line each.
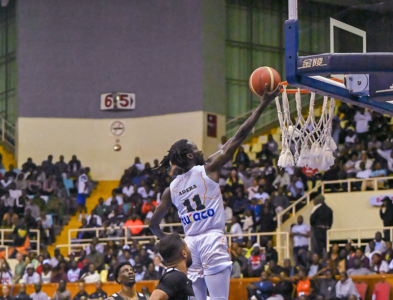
285 0 393 115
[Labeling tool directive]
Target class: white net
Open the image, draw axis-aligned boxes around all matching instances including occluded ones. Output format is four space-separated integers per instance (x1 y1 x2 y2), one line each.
275 86 336 170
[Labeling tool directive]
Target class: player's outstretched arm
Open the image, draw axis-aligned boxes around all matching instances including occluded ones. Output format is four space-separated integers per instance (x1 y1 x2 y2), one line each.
149 188 172 239
149 290 169 300
205 83 281 174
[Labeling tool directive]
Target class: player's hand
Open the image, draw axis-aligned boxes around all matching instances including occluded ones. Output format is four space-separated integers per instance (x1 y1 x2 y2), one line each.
261 83 282 105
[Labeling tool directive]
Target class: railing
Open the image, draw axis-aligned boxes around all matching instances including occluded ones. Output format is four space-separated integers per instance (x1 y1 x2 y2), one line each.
0 229 40 255
327 226 393 251
0 114 16 149
64 226 289 262
277 176 393 228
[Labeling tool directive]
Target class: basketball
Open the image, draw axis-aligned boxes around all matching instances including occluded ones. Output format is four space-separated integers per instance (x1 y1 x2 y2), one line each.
249 67 281 97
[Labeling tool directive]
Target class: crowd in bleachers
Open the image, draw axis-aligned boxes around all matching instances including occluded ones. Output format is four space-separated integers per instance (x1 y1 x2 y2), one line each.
0 105 391 300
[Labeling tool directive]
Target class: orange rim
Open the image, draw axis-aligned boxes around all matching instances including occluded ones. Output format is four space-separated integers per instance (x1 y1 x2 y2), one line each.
280 78 343 94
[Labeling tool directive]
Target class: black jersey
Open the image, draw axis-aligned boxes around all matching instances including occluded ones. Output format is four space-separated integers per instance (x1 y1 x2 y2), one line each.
156 268 195 300
107 291 146 300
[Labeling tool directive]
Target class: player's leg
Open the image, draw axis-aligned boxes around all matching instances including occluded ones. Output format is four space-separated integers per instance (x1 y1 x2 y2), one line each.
204 267 231 300
184 236 206 300
192 277 208 300
199 231 232 300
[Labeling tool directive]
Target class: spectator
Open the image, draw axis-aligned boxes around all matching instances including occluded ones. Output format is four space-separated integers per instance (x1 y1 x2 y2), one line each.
266 134 279 157
132 157 144 171
270 187 290 213
382 241 393 262
54 155 68 178
347 248 370 270
69 155 82 176
30 283 48 300
86 245 104 271
22 158 36 173
77 169 89 221
21 264 40 284
86 237 104 255
2 191 15 208
231 253 241 279
295 268 316 298
265 260 283 276
124 215 144 236
81 264 101 283
380 197 393 241
226 168 244 194
242 210 254 233
73 282 89 300
308 253 323 277
258 201 277 234
273 169 290 189
40 260 52 284
105 190 123 206
89 281 107 300
347 258 373 275
14 284 31 300
235 146 250 168
265 240 278 264
286 175 304 200
134 264 145 282
5 164 17 179
246 271 273 300
253 185 269 203
371 252 388 274
310 195 333 256
51 261 68 283
335 272 360 299
67 261 81 283
377 148 393 173
3 208 18 227
314 269 336 300
0 286 11 300
53 280 72 300
142 263 161 280
229 216 243 243
0 263 13 285
42 155 55 177
153 256 165 276
247 178 259 200
291 215 310 265
141 197 157 215
248 244 266 277
25 200 41 219
14 252 26 283
365 232 387 253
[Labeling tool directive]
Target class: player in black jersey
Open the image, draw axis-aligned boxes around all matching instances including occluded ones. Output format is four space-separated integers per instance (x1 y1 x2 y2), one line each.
106 262 146 300
150 233 195 300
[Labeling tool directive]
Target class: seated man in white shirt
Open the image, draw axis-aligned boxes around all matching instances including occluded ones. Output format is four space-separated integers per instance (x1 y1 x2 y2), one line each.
80 263 101 283
344 153 359 178
229 216 243 243
30 283 49 300
21 264 40 284
122 180 134 197
223 201 233 223
104 190 123 206
253 185 269 204
272 169 290 189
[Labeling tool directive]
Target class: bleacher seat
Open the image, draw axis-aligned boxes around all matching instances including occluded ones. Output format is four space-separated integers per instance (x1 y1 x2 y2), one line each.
372 281 391 300
354 282 368 300
251 143 262 153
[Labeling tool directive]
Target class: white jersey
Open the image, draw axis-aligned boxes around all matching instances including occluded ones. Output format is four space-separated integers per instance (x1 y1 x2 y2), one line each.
170 165 225 236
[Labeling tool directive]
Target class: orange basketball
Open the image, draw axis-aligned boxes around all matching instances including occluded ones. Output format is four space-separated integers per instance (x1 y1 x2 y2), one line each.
249 67 281 97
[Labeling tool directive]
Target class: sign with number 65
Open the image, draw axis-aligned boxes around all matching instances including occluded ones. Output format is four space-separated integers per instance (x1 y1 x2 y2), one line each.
100 93 136 110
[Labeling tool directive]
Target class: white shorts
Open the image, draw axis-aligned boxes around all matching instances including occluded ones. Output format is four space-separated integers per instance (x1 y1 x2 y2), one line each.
185 229 232 282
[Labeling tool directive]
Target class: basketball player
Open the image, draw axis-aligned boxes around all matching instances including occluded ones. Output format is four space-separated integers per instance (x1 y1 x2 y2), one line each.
150 233 194 300
106 262 146 300
149 83 282 300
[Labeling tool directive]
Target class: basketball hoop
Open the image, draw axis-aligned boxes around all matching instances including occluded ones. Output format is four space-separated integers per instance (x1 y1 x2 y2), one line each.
275 82 336 170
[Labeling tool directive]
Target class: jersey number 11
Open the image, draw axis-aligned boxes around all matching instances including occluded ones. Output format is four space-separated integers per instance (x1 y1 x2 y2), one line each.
183 194 206 213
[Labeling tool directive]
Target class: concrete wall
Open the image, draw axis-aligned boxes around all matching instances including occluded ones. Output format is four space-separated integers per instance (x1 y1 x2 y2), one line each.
16 0 226 179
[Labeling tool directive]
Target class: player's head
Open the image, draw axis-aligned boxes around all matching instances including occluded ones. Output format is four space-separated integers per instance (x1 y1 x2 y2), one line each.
157 139 205 172
114 262 136 287
158 232 192 268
